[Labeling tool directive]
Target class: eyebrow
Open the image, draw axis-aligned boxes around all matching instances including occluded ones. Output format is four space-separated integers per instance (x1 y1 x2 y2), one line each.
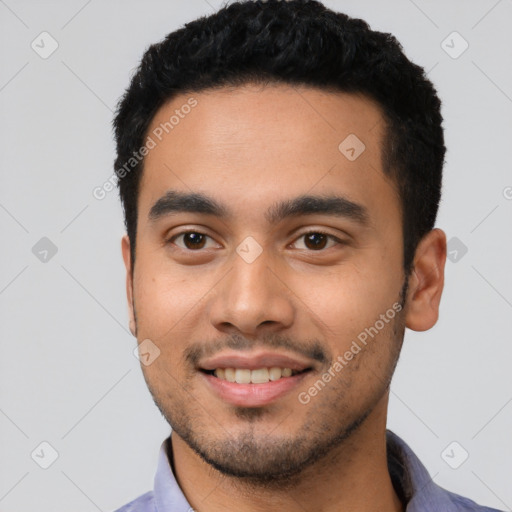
148 190 370 227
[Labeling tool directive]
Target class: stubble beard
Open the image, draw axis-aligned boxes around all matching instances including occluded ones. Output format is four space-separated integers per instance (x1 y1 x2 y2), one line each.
138 279 409 488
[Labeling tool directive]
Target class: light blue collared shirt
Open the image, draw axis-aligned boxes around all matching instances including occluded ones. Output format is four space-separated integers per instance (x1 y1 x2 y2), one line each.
114 430 504 511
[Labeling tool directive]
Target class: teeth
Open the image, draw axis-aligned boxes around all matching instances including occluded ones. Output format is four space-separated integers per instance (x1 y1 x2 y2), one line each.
212 367 298 383
235 369 251 384
251 368 269 384
269 367 282 381
224 368 236 382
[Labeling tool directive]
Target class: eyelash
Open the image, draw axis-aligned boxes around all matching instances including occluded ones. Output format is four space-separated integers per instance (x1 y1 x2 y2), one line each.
166 229 345 251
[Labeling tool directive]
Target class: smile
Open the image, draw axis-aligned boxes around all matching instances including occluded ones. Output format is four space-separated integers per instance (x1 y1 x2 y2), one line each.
204 367 307 384
200 367 313 407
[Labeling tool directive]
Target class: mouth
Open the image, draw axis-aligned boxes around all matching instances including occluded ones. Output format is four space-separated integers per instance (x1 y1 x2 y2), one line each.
200 366 312 383
197 351 315 407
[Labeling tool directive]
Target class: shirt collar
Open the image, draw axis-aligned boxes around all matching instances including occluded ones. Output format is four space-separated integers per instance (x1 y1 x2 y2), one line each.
386 429 455 510
152 429 451 511
153 436 191 511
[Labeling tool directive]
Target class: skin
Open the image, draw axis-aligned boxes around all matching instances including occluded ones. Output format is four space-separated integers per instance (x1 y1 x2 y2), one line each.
121 84 446 512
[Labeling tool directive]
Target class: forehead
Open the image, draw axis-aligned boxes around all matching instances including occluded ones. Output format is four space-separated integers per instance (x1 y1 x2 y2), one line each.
138 84 400 230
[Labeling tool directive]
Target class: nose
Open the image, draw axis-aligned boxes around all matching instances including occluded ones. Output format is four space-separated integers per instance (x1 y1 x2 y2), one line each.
208 249 295 336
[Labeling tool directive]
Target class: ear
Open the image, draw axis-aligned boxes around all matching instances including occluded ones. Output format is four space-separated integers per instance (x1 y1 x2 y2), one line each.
121 235 136 337
404 228 447 332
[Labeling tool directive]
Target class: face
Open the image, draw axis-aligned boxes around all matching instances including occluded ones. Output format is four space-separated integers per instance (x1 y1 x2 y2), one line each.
123 84 412 482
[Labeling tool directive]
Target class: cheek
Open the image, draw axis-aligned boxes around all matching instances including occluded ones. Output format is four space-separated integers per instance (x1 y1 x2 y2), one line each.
133 253 223 343
289 259 402 343
133 265 189 340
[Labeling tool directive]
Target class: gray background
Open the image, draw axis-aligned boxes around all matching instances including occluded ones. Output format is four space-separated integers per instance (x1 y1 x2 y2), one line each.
1 0 511 510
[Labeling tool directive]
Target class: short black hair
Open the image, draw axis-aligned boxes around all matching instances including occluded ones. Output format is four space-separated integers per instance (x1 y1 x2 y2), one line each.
113 0 445 277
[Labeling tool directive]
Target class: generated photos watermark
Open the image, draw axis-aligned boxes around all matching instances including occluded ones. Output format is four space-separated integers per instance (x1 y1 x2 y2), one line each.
298 301 403 405
93 97 198 200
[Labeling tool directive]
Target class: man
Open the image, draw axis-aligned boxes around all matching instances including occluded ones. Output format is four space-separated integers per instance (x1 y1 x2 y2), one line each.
112 1 502 510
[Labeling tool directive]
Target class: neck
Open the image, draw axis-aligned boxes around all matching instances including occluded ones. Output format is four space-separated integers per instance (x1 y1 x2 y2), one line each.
169 397 404 512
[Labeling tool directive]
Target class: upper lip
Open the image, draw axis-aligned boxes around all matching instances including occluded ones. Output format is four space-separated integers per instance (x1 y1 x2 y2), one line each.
199 351 315 372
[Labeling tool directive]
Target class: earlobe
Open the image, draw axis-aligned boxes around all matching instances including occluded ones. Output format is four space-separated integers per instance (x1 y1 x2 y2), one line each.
404 228 447 332
121 235 137 337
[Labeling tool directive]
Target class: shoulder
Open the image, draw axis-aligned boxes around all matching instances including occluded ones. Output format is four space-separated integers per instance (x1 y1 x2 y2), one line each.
385 430 504 512
437 486 505 512
111 490 155 512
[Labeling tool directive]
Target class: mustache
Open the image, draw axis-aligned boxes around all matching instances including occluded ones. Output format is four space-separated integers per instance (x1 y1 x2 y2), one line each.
185 333 329 367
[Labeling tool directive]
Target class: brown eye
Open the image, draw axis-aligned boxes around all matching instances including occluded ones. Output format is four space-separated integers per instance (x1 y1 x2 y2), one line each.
170 231 217 250
292 231 341 251
182 233 206 249
304 233 328 250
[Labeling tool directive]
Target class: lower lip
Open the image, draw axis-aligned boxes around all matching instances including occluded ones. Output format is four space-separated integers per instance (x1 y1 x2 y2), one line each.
201 371 310 407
